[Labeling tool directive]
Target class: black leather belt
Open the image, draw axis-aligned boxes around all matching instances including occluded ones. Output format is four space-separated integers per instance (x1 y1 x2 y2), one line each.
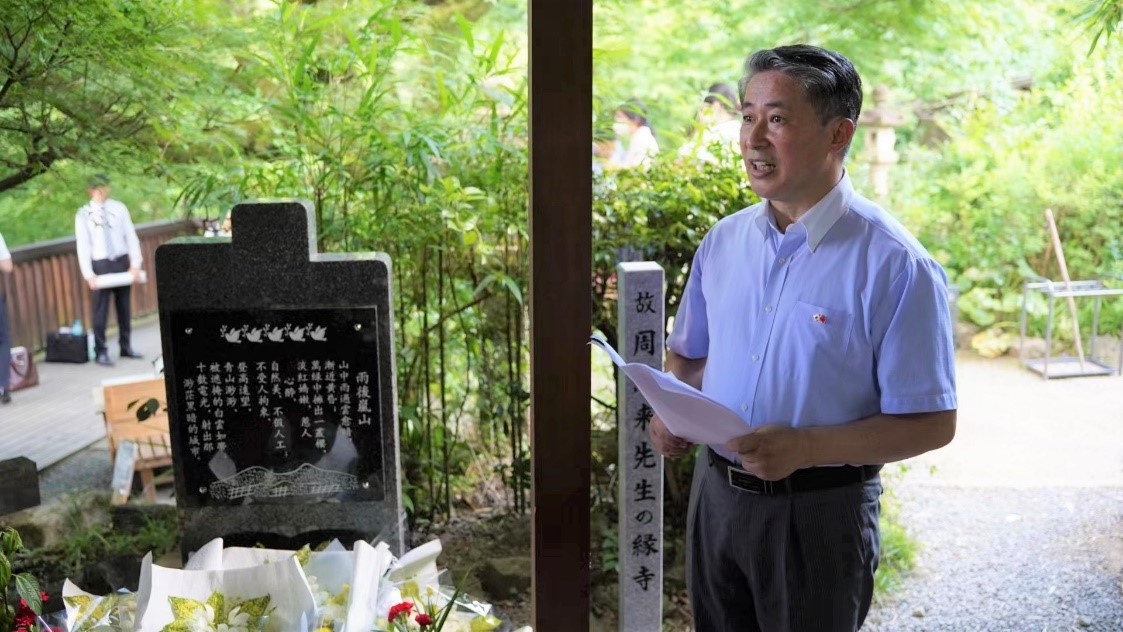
708 448 881 495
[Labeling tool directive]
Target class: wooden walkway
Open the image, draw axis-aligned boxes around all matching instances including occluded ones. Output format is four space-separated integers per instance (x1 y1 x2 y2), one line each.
1 317 165 471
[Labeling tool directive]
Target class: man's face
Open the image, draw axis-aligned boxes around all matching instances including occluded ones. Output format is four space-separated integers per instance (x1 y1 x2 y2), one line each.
89 185 110 203
740 70 847 218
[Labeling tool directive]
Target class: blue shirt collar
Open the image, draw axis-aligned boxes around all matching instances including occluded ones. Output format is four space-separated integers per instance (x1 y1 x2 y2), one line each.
752 171 854 252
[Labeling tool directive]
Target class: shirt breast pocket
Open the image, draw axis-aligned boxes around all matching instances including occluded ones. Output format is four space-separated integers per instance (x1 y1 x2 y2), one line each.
791 300 853 354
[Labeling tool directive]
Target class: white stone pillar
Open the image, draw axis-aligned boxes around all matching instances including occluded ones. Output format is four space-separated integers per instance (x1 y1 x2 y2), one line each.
616 261 664 630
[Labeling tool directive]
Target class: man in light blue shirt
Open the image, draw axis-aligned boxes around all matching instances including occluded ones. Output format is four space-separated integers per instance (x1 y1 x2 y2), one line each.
649 45 957 631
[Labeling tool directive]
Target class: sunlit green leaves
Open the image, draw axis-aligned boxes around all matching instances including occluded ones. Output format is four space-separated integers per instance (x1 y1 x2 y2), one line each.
592 1 1070 156
0 0 197 192
591 147 757 348
891 41 1123 337
1075 0 1123 54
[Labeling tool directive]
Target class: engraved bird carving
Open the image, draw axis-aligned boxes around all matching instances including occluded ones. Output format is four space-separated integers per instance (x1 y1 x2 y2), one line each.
289 326 306 341
245 327 263 343
309 325 327 341
221 326 242 344
267 326 286 342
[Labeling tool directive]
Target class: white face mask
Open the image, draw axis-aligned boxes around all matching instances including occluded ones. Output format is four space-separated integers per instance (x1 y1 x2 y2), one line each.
613 122 633 138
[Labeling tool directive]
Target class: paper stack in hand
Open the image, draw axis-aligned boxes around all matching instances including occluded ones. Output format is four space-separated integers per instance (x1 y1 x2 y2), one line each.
589 334 749 445
95 270 148 289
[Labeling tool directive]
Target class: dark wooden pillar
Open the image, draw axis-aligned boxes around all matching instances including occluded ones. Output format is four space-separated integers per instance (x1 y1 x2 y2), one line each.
528 0 592 630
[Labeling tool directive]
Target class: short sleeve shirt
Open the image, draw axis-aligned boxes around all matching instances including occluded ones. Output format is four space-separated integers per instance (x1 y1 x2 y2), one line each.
667 173 957 462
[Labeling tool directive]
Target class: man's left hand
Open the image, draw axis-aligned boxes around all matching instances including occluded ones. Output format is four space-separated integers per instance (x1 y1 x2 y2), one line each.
725 424 812 481
129 267 141 283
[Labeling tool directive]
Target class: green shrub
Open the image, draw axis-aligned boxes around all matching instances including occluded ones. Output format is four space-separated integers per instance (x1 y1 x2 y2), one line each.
875 470 918 598
592 145 758 352
891 46 1123 343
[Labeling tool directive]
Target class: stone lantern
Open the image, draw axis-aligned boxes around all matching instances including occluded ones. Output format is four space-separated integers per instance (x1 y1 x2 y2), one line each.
859 85 905 202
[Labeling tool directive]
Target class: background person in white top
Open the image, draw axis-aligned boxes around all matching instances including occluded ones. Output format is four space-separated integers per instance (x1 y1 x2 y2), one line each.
75 174 144 366
606 98 659 170
0 231 12 403
678 82 742 163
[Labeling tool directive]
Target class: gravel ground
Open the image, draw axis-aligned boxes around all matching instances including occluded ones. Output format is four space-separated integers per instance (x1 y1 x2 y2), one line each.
38 440 113 504
863 356 1123 631
865 484 1123 632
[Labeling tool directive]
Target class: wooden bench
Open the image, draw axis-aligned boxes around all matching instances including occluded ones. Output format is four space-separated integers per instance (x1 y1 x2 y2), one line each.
101 376 174 503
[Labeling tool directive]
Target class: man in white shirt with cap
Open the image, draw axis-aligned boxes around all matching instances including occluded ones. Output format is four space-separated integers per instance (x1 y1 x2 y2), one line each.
75 174 144 366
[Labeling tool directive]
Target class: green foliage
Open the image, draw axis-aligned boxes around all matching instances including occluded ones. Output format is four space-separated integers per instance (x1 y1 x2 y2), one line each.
1 526 44 631
892 41 1123 341
0 163 180 246
0 0 194 193
592 145 758 351
1076 0 1123 54
875 494 917 597
13 503 178 596
593 0 1063 155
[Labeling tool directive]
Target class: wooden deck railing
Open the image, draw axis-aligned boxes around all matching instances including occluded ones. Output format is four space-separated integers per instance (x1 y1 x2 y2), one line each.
1 220 199 352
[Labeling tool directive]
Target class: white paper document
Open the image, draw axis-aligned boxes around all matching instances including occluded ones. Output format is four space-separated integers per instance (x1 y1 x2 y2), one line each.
590 334 749 445
95 270 148 289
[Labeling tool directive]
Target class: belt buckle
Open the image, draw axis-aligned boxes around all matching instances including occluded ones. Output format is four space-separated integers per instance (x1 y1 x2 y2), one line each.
727 465 772 494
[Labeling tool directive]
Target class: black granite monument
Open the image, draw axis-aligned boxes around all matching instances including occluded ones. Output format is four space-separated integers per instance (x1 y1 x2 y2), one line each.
0 457 40 515
156 201 403 556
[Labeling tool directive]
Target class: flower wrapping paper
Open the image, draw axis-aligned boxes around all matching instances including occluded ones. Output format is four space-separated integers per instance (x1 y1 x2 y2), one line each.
60 538 455 632
133 551 317 631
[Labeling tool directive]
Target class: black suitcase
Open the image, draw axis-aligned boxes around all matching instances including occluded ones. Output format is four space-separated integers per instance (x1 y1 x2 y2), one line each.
45 332 89 363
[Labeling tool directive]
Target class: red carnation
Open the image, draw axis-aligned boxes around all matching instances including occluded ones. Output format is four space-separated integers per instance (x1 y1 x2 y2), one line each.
14 599 37 631
415 613 434 627
388 601 415 622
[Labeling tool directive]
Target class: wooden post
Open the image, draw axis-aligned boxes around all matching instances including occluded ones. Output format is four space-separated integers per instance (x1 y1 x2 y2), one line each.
1044 208 1085 370
529 0 592 630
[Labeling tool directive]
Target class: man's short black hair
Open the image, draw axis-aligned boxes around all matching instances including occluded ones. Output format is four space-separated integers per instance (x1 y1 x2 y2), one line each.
87 174 111 189
739 45 863 125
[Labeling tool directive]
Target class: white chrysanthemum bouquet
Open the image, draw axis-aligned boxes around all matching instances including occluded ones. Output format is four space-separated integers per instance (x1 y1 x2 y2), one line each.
60 538 518 632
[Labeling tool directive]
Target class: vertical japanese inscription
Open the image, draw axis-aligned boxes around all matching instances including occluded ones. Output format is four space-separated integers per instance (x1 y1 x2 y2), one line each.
616 261 664 629
170 307 384 507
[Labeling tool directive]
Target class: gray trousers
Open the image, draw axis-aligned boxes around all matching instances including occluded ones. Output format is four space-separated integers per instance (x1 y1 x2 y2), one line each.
686 451 882 632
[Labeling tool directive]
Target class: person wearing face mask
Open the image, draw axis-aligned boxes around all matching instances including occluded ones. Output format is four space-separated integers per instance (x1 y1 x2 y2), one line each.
649 45 957 631
606 98 659 170
678 82 742 163
75 174 144 367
